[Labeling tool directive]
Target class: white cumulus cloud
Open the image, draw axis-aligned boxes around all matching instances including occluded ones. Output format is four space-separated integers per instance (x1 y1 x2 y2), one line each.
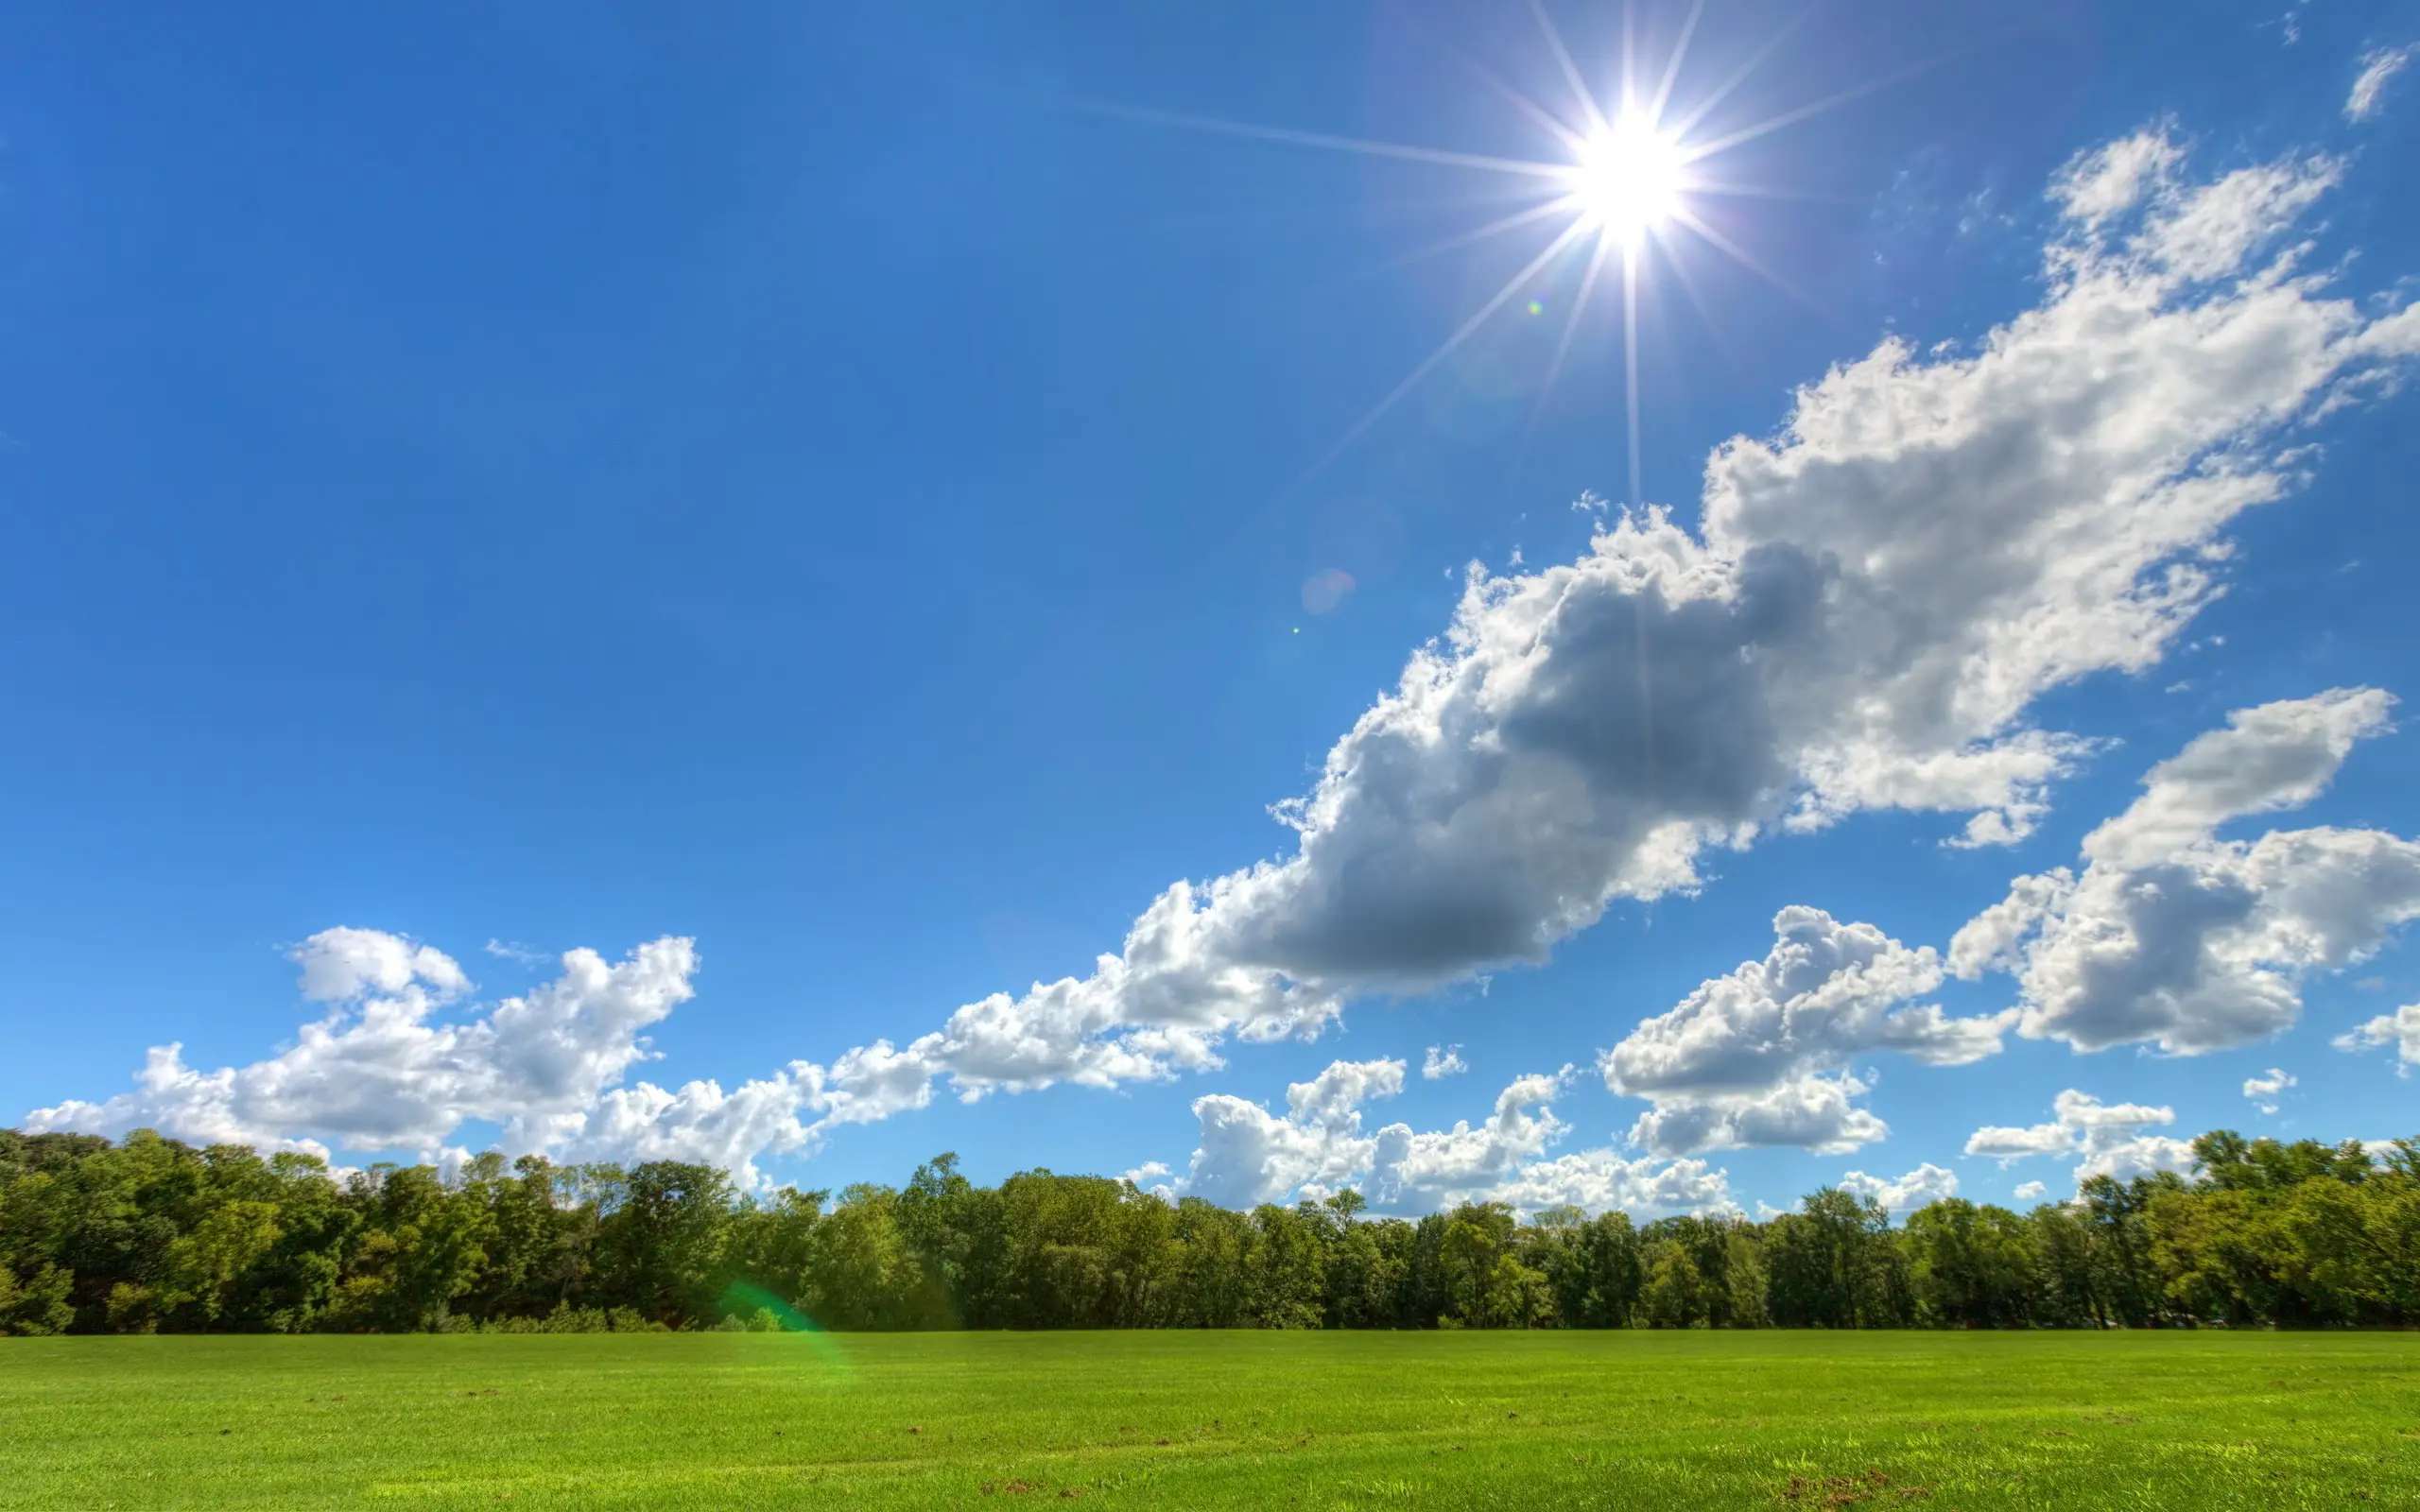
293 927 471 1005
1365 1070 1574 1209
27 930 698 1165
1605 906 2010 1155
2242 1067 2297 1113
1478 1146 1735 1217
1837 1162 1960 1213
2336 1005 2420 1074
1950 689 2420 1055
1964 1089 2196 1187
1178 1057 1406 1208
1422 1044 1469 1079
1366 1068 1733 1215
1163 1062 1730 1217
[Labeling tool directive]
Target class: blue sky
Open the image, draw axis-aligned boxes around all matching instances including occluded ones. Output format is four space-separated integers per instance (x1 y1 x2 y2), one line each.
6 1 2420 1217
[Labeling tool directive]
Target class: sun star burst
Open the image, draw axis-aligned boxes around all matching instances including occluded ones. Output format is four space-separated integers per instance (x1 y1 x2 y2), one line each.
1076 2 1916 504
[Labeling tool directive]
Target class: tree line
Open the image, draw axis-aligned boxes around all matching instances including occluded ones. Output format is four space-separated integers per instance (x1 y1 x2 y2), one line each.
1 1125 2413 1335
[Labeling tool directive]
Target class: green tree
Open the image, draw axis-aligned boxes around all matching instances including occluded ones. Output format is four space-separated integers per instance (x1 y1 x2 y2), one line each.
596 1161 735 1326
1639 1241 1708 1328
1763 1189 1900 1328
1903 1200 2036 1329
334 1164 497 1332
0 1261 73 1335
1244 1204 1327 1329
158 1198 285 1327
2079 1173 2179 1328
1435 1205 1529 1328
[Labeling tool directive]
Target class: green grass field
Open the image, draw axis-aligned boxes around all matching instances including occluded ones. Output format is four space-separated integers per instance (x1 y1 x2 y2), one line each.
3 1332 2414 1509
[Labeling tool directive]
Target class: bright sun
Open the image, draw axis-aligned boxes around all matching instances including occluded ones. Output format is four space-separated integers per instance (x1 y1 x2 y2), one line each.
1098 2 1833 505
1567 114 1685 242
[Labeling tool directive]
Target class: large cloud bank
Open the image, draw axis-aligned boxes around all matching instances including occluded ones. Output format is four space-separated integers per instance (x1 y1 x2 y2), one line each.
26 127 2420 1187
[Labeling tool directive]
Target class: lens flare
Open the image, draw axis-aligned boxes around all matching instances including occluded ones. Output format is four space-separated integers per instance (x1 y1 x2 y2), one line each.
1300 568 1357 614
716 1280 857 1377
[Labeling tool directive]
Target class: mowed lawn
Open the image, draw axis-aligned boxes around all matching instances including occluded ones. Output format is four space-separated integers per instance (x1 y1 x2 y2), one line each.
2 1332 2414 1509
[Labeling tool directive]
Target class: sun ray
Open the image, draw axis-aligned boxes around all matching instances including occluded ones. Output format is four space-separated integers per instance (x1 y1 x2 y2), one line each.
1665 202 1836 326
1663 5 1814 141
1366 194 1587 280
1644 213 1753 381
1518 232 1618 463
1088 182 1553 244
1621 0 1639 114
1062 97 1568 180
1286 217 1596 495
1622 245 1644 507
1528 0 1613 140
1648 0 1706 128
1687 178 1872 206
1679 46 1966 163
1383 0 1595 155
1448 45 1592 156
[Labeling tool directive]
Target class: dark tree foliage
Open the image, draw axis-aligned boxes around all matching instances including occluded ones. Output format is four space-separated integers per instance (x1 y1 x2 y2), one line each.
2 1126 2412 1333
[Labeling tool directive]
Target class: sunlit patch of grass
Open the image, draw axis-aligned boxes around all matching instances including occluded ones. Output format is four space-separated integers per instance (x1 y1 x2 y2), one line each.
1 1332 2414 1509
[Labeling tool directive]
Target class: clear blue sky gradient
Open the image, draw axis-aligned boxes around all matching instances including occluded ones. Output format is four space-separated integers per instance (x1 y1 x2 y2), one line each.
3 0 2417 1209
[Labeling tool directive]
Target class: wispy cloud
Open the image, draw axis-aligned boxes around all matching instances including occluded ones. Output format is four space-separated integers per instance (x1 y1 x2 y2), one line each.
484 938 552 968
2347 45 2412 121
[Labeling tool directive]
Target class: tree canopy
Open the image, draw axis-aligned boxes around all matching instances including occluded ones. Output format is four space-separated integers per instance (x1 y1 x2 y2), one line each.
2 1127 2412 1335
